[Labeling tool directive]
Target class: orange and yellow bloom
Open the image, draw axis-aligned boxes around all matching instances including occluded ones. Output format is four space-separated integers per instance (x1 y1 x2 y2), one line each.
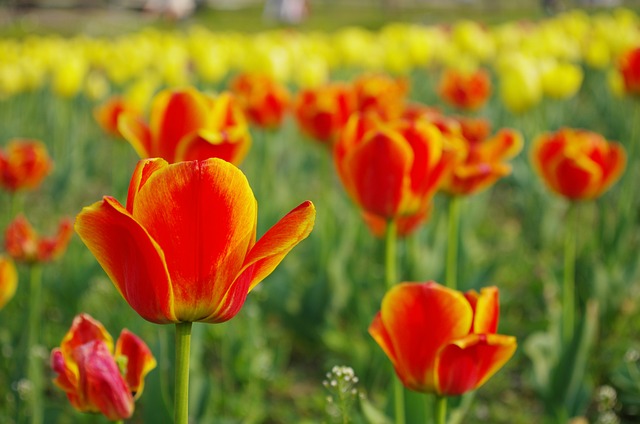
94 95 142 139
369 281 516 396
75 158 315 324
51 313 156 420
0 255 17 309
118 87 251 165
0 139 53 192
229 73 290 129
5 215 73 263
530 128 626 200
352 73 408 120
438 68 492 111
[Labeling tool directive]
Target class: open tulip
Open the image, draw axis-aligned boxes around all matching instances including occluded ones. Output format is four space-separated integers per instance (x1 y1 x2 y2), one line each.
118 87 251 165
75 157 315 324
230 73 290 129
530 128 626 200
369 281 516 395
5 214 73 264
0 255 17 309
51 313 156 421
438 68 492 111
0 139 53 192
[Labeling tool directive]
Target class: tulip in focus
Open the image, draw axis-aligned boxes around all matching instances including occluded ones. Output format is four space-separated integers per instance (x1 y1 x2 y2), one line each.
531 128 626 200
75 157 315 324
369 281 516 395
0 255 17 309
616 46 640 95
229 73 290 129
51 313 156 420
118 87 252 165
94 95 143 139
438 68 492 111
5 214 73 264
0 139 53 192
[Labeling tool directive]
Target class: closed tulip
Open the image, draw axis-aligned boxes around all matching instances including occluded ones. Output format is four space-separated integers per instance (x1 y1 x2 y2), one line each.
229 73 290 129
531 128 626 200
0 139 53 192
5 214 73 264
438 68 492 111
75 158 315 324
369 281 516 395
94 95 142 139
118 87 251 165
617 46 640 95
51 313 156 421
0 255 17 309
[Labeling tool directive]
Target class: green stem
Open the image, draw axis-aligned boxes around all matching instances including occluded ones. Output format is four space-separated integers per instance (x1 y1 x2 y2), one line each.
433 395 447 424
446 196 461 290
562 203 576 346
174 322 192 424
27 264 43 424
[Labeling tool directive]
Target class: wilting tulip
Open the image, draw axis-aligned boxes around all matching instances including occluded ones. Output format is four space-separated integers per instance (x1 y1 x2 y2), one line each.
229 73 290 129
531 128 626 200
118 87 251 165
5 214 73 263
0 139 53 192
75 157 315 324
51 313 156 421
352 73 408 120
442 123 523 196
617 46 640 96
438 68 492 111
0 255 17 309
369 281 516 395
293 82 356 145
334 113 462 225
94 95 142 139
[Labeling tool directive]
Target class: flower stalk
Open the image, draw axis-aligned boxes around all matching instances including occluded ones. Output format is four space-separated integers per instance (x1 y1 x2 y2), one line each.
562 203 577 345
446 196 461 290
27 264 43 424
433 395 447 424
174 322 192 424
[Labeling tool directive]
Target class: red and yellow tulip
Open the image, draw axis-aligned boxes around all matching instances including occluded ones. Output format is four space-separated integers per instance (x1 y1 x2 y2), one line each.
617 46 640 95
531 128 626 200
369 281 516 395
75 158 315 324
51 313 156 420
0 255 17 310
94 95 143 139
438 68 492 111
0 139 53 192
352 73 408 120
118 87 251 165
229 73 290 129
5 215 73 264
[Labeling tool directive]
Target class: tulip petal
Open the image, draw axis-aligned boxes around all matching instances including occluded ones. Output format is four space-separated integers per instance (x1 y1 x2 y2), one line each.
118 113 153 159
126 158 170 215
204 200 316 323
0 255 18 309
115 329 157 399
373 282 473 392
75 197 176 324
60 314 114 358
599 142 627 195
131 158 256 322
436 333 517 396
549 154 602 199
174 128 251 165
465 287 499 334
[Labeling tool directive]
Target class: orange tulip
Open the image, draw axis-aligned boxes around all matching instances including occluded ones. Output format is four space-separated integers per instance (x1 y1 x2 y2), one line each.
5 214 73 263
118 87 251 165
229 73 290 129
617 46 640 96
0 255 17 309
0 139 53 192
293 82 356 145
94 95 142 139
530 128 626 200
352 73 408 120
51 313 156 420
334 113 462 223
442 124 523 196
369 281 516 395
75 158 315 324
438 68 492 111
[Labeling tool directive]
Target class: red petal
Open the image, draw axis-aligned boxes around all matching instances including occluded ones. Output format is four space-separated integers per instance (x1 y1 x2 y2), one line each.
115 329 157 399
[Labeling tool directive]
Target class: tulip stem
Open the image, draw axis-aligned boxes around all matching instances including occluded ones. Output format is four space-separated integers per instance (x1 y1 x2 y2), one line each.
174 322 192 424
562 203 577 346
27 264 43 424
433 395 447 424
446 196 461 290
385 219 404 424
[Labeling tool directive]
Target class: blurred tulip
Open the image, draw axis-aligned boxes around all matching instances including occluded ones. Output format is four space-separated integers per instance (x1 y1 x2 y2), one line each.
617 46 640 95
352 73 408 120
498 55 542 114
118 87 251 165
75 158 315 324
293 82 356 145
540 61 583 99
94 96 142 139
5 215 73 264
51 55 87 98
51 313 156 421
0 255 17 309
334 113 462 229
531 128 626 200
229 73 290 129
438 68 492 111
0 139 53 192
369 281 516 395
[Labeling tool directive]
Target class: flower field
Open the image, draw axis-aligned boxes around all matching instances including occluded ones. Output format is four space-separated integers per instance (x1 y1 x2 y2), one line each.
1 5 640 424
